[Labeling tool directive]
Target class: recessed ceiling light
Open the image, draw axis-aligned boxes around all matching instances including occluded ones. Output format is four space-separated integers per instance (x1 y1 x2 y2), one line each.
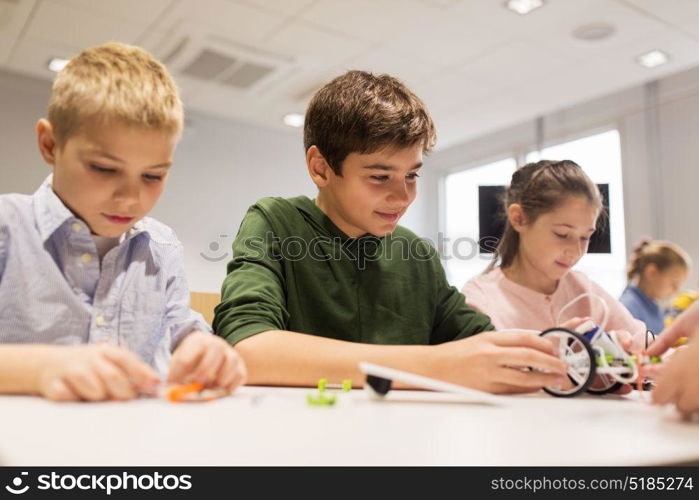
637 50 669 69
572 22 616 41
283 113 304 128
505 0 544 15
47 57 69 73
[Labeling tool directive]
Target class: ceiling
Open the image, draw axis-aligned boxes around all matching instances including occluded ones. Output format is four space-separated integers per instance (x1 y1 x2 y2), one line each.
2 0 699 149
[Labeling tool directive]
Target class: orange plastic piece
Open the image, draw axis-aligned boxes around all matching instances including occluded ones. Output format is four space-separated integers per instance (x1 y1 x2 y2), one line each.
167 382 205 402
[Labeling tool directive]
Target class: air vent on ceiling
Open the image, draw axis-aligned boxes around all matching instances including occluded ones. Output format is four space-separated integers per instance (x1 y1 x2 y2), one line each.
155 30 294 93
223 61 275 89
182 49 237 79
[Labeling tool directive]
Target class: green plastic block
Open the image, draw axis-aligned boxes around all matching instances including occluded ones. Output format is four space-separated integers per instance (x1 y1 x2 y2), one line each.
596 354 614 366
306 392 336 406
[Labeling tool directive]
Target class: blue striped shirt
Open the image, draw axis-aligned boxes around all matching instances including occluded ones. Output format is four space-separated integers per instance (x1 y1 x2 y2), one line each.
0 176 211 376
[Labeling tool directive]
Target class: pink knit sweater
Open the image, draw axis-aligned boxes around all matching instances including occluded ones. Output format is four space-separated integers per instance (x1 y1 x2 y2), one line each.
461 267 646 336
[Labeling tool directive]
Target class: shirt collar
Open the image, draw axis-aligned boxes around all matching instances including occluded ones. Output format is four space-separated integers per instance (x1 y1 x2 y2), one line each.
32 174 152 245
32 174 79 243
626 284 658 307
294 196 382 243
123 218 150 242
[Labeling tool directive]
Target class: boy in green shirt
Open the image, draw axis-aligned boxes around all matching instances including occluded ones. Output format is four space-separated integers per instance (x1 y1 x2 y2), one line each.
214 71 566 393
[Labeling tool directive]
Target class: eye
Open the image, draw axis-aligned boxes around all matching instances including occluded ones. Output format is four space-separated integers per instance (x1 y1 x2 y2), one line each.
370 175 389 182
406 173 420 181
143 173 163 182
553 232 568 239
91 164 115 174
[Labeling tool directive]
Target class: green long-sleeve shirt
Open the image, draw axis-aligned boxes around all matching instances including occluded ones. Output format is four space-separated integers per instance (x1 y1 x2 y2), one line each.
213 196 494 345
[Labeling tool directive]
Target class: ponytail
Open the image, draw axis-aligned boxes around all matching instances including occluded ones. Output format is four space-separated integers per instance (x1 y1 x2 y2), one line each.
627 238 691 282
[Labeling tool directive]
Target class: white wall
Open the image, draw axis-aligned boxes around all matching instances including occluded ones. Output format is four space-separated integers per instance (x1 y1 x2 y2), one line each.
0 71 54 193
422 64 699 292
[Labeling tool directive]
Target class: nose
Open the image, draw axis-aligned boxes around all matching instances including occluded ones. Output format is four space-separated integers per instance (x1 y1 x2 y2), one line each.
565 238 585 260
113 178 140 208
387 178 412 204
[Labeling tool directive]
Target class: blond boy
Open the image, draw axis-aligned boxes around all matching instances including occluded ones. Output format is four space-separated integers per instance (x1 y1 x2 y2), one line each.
0 43 245 401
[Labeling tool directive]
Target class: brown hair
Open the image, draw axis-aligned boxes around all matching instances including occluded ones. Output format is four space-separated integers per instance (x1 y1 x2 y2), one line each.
48 42 183 147
488 159 604 271
627 238 690 281
303 70 436 175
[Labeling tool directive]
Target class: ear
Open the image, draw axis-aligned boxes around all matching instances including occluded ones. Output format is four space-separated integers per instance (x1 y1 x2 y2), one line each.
644 263 659 279
306 146 333 188
36 119 58 166
507 203 526 232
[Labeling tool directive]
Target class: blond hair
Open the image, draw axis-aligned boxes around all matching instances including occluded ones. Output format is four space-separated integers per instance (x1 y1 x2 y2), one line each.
48 42 183 146
627 238 691 281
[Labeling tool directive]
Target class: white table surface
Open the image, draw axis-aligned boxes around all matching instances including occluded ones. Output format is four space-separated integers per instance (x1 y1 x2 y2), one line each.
1 386 697 466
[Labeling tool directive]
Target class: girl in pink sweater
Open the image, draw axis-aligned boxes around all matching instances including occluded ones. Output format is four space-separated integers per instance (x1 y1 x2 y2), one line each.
462 159 646 348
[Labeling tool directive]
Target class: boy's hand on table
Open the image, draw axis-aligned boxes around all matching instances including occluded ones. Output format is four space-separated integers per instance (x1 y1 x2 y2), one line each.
37 345 159 402
434 330 568 394
168 331 247 393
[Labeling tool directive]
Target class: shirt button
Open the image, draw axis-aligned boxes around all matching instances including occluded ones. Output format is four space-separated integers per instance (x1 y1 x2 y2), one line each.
81 253 93 263
71 222 82 232
95 315 106 327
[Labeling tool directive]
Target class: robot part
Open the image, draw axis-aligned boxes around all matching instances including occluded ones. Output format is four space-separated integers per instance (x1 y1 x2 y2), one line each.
541 320 660 398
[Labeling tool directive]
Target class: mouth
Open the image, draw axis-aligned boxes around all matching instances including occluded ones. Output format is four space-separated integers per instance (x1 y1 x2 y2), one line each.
375 210 401 222
103 213 135 225
555 261 572 269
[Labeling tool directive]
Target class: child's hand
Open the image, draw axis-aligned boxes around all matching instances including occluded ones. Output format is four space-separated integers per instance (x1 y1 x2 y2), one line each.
653 340 699 417
168 331 247 393
649 300 699 357
610 329 647 353
643 349 678 379
434 330 568 394
37 344 160 402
